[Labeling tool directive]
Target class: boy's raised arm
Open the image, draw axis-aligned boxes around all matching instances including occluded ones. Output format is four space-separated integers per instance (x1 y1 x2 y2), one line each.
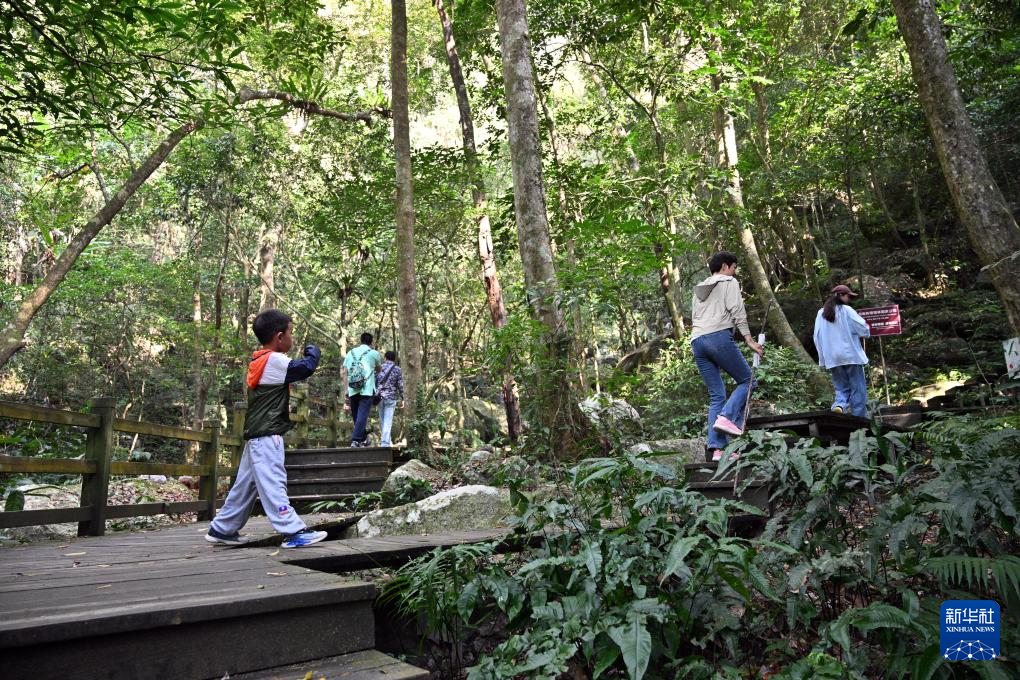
285 345 321 383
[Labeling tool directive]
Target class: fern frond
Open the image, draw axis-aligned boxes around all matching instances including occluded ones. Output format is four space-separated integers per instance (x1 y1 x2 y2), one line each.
924 555 1020 599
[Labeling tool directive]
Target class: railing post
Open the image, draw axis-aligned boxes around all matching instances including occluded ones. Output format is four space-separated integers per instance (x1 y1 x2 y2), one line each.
79 397 114 537
198 422 220 521
294 385 310 447
327 397 340 447
231 401 246 472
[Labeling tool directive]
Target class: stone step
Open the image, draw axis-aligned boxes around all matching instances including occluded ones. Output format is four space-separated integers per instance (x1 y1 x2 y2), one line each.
286 462 391 481
232 649 428 680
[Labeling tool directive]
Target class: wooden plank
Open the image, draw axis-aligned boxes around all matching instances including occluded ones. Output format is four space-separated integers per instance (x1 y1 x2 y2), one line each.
0 506 91 528
233 650 428 680
109 461 207 476
0 577 375 646
112 418 210 443
103 501 207 519
220 434 242 447
0 400 100 428
0 455 95 474
2 597 376 680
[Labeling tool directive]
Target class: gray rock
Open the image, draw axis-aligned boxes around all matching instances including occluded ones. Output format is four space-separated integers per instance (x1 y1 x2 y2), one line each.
381 459 442 503
463 398 508 442
468 449 493 465
350 485 512 538
579 395 642 429
628 437 707 470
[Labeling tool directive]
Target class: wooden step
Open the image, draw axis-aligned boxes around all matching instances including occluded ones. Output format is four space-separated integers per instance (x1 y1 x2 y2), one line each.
287 448 393 465
683 462 771 511
289 478 387 496
1 576 378 680
290 493 364 511
286 462 391 481
231 649 428 680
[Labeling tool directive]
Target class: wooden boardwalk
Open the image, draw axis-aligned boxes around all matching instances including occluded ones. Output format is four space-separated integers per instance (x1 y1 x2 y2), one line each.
0 514 505 679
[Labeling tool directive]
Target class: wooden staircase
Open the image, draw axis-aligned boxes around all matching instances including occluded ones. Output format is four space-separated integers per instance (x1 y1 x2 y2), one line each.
0 516 428 680
286 446 394 508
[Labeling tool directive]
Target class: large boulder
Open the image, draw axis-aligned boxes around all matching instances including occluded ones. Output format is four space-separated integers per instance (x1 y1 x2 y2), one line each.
381 459 443 503
628 437 707 470
579 394 642 436
462 451 529 486
349 485 512 538
463 397 508 443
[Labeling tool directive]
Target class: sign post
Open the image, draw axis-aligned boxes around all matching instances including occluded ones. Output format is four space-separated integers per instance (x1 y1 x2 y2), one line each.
858 305 902 406
1005 337 1020 380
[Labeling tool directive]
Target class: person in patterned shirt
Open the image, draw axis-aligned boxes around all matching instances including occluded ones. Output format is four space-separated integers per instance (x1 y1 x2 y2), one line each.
375 350 404 446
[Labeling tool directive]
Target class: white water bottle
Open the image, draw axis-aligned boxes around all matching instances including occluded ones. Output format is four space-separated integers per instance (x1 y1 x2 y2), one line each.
753 333 765 368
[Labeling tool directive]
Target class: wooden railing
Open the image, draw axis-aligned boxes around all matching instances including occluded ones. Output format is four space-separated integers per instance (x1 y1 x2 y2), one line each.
0 386 400 534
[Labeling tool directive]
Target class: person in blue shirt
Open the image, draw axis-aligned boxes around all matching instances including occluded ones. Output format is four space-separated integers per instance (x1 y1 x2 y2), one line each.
813 285 872 417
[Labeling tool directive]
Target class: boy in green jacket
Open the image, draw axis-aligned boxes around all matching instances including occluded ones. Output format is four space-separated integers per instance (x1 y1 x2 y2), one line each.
206 309 327 549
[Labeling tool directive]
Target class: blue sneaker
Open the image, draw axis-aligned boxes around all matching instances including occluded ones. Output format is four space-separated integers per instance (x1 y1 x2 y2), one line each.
282 530 327 549
205 528 250 546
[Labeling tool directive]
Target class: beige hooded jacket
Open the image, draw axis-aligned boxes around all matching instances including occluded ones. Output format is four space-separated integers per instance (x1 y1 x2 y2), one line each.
690 274 751 340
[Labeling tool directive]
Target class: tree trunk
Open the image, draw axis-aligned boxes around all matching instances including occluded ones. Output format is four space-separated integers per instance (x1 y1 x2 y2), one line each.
712 77 826 386
892 0 1020 335
257 220 282 311
0 120 202 369
435 0 522 441
495 0 591 457
391 0 425 439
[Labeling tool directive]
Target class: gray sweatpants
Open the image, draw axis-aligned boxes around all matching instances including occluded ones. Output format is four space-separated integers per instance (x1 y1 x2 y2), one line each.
210 434 306 536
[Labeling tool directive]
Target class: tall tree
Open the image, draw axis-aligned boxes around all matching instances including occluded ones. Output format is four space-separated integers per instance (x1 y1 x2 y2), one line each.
892 0 1020 336
0 89 382 370
434 0 523 441
711 64 826 387
391 0 425 433
495 0 589 456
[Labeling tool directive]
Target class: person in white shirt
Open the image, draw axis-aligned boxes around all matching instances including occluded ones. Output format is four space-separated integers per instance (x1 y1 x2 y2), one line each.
813 285 871 417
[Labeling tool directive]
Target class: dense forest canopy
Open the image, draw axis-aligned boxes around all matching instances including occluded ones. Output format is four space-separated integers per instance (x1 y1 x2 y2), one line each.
1 0 1019 449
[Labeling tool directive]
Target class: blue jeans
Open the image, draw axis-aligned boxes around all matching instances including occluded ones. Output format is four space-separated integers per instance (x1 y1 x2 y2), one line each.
829 364 868 418
692 330 755 450
378 398 397 446
350 394 373 444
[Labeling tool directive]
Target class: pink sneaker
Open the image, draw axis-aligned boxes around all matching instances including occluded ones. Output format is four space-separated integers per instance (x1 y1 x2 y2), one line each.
710 449 724 461
713 415 743 437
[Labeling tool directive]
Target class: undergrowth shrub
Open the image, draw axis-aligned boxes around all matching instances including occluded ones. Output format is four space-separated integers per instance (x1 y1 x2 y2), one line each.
387 416 1019 679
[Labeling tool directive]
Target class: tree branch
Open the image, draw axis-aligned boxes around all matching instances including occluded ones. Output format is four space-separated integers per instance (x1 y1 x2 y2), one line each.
237 87 391 125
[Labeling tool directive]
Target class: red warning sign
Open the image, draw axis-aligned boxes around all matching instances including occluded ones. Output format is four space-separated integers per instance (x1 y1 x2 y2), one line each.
859 305 902 336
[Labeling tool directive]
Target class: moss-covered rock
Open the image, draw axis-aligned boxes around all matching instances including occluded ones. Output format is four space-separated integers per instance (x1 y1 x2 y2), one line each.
381 459 443 504
349 485 512 538
628 437 707 468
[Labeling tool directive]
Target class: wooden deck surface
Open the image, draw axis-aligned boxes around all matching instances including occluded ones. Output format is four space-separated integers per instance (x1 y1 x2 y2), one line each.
0 513 509 650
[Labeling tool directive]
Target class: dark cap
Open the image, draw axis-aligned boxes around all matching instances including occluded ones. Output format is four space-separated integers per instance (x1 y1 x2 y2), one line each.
832 284 859 297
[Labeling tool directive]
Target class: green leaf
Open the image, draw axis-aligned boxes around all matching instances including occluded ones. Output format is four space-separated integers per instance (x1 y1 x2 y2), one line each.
581 540 603 579
789 449 814 489
608 611 651 680
911 644 944 680
4 489 25 512
592 642 620 679
660 535 701 584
